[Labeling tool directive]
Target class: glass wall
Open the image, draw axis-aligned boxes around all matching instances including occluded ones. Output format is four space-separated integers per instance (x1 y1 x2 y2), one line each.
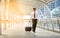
37 0 60 32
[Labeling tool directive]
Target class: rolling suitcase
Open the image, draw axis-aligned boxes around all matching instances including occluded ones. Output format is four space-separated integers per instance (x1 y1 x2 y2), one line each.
25 27 31 31
25 21 31 31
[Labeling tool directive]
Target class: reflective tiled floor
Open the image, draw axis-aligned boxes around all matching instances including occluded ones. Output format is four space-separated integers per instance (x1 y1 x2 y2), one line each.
0 25 60 38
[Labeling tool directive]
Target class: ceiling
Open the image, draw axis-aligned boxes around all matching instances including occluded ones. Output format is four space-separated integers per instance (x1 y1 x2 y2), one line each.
9 0 53 15
0 0 53 19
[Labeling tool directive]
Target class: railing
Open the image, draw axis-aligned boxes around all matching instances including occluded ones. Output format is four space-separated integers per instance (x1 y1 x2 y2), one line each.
37 18 60 33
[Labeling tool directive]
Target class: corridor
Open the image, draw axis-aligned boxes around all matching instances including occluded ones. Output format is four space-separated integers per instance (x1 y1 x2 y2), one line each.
0 0 60 38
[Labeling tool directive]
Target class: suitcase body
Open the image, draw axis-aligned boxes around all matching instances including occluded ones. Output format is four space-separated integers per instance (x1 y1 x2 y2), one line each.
25 27 31 31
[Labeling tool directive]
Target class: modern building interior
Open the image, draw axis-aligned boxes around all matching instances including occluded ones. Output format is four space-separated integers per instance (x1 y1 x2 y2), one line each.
0 0 60 38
